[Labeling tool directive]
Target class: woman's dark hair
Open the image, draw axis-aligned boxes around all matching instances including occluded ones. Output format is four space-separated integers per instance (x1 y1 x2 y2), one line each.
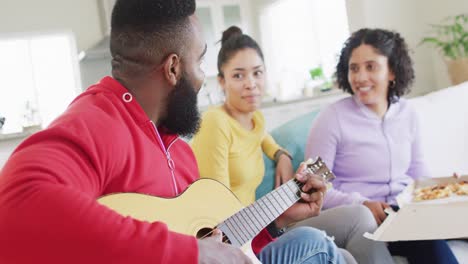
336 28 414 103
217 26 264 77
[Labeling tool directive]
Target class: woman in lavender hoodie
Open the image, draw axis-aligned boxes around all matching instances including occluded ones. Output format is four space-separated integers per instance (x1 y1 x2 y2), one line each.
305 28 457 264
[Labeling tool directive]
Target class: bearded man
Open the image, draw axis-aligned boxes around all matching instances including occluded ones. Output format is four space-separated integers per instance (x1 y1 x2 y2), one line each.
0 1 343 263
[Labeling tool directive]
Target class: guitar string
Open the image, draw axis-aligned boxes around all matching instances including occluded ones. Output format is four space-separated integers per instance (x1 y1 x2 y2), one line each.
197 164 325 243
198 182 301 242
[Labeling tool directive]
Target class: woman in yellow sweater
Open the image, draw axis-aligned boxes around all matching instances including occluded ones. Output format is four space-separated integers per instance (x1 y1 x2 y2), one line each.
191 26 293 206
191 26 390 264
192 26 351 264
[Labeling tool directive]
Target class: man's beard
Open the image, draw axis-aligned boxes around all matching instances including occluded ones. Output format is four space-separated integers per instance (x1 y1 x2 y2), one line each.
160 75 201 138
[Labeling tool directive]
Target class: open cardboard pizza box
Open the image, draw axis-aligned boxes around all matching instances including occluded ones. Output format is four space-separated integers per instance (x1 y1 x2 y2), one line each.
364 175 468 241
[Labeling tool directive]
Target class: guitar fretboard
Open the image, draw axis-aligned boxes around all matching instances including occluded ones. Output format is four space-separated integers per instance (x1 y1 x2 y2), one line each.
217 179 303 247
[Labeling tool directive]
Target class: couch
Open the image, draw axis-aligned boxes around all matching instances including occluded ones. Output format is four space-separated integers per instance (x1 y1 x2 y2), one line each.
257 81 468 263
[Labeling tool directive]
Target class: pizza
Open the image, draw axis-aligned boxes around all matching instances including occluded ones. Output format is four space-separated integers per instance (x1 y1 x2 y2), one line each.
413 180 468 201
454 180 468 195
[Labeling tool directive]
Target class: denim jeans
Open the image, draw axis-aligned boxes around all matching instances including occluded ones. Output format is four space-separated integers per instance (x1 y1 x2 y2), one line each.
258 226 345 264
389 240 459 264
292 205 393 264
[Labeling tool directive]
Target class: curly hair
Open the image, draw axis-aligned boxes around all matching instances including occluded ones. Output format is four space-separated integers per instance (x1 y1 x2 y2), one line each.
217 26 264 77
336 28 414 103
110 0 196 76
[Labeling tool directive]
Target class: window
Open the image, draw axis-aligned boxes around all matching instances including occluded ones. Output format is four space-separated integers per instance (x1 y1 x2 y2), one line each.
99 0 116 36
0 32 81 134
195 0 249 107
259 0 349 100
195 0 248 77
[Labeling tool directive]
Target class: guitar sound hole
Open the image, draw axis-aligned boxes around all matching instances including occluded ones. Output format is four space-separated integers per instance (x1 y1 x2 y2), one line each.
196 227 213 239
196 227 232 244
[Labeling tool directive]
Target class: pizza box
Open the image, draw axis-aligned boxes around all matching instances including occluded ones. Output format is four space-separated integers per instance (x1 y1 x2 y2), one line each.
364 175 468 242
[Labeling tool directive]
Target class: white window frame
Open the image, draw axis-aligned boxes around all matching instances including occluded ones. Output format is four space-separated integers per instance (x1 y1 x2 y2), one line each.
0 30 82 134
259 0 350 101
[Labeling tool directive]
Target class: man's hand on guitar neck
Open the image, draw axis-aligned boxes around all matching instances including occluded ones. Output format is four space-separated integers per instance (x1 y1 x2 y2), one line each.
275 162 327 229
198 229 253 264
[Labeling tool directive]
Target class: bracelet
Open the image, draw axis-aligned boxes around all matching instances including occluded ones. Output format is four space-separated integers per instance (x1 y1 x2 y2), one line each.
266 221 286 238
274 149 292 163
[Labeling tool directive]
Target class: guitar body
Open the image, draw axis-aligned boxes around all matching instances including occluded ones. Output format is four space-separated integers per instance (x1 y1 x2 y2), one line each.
97 178 261 263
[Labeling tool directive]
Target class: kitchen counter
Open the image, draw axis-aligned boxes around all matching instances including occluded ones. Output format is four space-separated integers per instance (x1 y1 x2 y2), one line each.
0 126 41 141
261 89 344 109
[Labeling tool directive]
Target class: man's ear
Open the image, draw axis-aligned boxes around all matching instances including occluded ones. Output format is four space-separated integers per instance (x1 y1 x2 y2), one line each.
162 53 181 86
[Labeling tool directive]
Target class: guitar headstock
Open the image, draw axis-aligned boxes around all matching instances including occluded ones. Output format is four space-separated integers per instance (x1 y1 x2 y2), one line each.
305 157 336 183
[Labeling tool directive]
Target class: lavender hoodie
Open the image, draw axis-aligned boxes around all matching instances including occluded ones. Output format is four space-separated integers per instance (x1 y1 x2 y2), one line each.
305 96 430 208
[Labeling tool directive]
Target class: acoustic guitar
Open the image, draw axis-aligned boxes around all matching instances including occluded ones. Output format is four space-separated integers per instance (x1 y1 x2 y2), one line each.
97 157 335 263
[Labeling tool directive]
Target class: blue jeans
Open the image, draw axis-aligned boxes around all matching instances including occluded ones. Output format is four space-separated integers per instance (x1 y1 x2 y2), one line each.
258 227 345 264
389 240 458 264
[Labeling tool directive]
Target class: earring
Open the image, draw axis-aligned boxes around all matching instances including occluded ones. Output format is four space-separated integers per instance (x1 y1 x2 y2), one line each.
389 80 396 88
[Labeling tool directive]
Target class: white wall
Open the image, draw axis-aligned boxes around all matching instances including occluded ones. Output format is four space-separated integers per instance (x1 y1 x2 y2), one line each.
0 0 103 51
346 0 468 96
1 0 466 92
423 0 468 91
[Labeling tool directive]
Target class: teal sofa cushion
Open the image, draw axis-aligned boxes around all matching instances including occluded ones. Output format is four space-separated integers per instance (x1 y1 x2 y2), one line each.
256 110 320 199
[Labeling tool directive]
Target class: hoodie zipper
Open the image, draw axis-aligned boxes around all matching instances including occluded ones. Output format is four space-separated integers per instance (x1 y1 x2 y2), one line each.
151 121 180 195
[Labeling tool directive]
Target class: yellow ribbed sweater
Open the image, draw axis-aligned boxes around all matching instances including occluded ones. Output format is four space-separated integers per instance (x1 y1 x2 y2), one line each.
190 106 281 206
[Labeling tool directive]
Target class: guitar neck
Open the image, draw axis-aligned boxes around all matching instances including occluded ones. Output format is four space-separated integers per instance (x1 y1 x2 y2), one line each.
217 179 302 247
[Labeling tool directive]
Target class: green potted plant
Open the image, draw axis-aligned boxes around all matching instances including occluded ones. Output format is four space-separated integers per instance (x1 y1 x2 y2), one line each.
303 66 332 96
420 13 468 85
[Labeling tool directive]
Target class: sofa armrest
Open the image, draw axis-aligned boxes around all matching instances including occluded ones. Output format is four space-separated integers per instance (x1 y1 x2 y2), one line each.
256 110 320 199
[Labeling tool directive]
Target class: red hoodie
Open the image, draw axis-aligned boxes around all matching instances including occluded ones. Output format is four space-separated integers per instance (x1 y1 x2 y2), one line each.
0 77 272 263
